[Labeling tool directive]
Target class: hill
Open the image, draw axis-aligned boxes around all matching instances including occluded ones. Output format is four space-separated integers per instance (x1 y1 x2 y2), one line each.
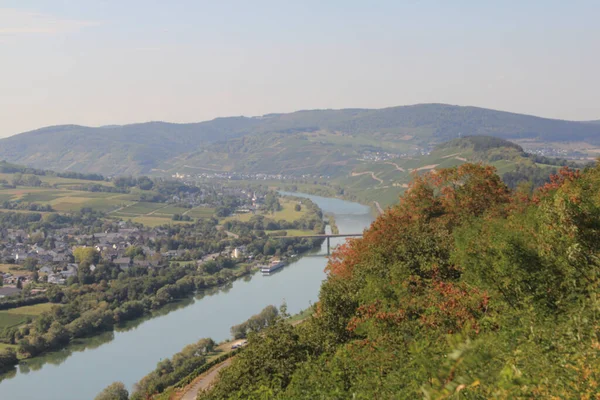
196 162 600 399
1 104 599 176
325 135 576 207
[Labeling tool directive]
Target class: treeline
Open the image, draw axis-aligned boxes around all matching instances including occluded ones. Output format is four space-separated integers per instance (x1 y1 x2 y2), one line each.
112 176 203 197
0 209 105 232
223 196 324 235
441 135 524 152
0 161 104 181
230 305 279 339
0 295 48 311
1 201 53 212
5 174 43 187
0 258 250 369
326 214 339 234
223 214 323 234
526 153 586 168
113 176 155 191
199 164 600 399
131 338 215 398
0 348 18 372
64 183 128 194
502 164 558 189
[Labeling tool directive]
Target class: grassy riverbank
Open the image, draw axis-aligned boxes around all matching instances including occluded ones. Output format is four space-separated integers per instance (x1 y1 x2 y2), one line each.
149 306 316 400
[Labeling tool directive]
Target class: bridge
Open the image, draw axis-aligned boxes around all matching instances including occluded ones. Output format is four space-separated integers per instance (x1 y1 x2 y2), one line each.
269 233 363 254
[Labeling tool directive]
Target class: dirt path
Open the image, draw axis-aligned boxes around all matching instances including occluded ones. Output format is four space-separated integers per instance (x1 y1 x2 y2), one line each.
182 206 201 216
108 201 138 214
385 162 406 172
441 152 460 158
179 359 232 400
146 204 169 215
410 164 439 172
351 171 384 184
374 201 384 215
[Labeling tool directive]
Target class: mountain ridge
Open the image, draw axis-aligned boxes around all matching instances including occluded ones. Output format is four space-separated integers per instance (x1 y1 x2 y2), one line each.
1 103 599 176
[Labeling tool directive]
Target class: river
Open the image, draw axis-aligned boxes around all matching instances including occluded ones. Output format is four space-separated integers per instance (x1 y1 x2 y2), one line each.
0 193 373 400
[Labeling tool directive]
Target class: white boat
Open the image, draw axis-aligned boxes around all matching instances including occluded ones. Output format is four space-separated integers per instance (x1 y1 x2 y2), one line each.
261 260 286 274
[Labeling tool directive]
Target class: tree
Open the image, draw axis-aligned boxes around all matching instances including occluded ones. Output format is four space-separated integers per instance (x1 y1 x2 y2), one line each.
23 258 38 271
95 382 129 400
73 247 99 266
0 349 17 372
294 204 302 212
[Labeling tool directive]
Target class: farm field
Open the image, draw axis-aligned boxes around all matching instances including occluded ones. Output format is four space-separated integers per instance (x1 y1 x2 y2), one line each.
0 264 30 274
130 216 194 227
0 173 112 188
0 313 28 330
0 179 221 227
0 303 56 330
223 198 308 223
185 207 215 219
151 205 190 217
0 185 136 213
114 201 165 215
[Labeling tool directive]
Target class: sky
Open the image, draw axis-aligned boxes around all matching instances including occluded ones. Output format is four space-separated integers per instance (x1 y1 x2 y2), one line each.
1 0 599 137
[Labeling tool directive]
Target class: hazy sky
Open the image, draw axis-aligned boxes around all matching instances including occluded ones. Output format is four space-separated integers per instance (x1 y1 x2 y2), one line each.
1 0 599 137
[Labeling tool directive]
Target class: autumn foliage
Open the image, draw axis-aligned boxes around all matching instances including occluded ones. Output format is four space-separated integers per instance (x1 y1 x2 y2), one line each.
202 163 600 399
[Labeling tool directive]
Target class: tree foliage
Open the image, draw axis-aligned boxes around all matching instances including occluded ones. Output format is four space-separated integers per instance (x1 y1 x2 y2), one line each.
95 381 129 400
201 163 600 399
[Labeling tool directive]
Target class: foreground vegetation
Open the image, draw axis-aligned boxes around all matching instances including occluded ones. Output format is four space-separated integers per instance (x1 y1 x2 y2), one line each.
195 162 600 399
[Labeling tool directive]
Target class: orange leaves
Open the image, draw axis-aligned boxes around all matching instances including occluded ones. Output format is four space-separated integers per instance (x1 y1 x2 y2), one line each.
400 163 511 227
347 279 489 335
326 164 512 281
326 238 364 278
534 167 582 202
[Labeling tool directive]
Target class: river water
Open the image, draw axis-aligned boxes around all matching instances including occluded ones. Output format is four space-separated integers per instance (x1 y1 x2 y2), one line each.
0 193 373 400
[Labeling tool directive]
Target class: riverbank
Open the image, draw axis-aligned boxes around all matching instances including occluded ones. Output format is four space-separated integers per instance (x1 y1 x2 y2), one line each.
154 306 315 400
0 263 256 372
0 193 373 400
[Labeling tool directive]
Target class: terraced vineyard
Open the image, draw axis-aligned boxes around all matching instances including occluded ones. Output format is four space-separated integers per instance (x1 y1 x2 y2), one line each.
0 174 216 227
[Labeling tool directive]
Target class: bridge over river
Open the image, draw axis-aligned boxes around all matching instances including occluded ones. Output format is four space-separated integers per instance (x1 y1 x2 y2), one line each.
270 233 363 254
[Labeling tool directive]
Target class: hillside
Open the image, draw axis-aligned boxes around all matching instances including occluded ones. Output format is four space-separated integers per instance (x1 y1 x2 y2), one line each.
328 135 572 207
197 162 600 399
1 104 600 176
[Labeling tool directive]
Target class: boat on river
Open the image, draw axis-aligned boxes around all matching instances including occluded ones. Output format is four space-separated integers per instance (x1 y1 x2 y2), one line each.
261 260 286 274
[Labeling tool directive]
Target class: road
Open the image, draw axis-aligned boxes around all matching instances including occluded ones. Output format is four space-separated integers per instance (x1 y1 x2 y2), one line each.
180 359 232 400
351 171 384 184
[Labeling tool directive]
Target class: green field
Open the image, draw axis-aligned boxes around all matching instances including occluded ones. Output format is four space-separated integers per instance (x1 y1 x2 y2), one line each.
0 342 17 351
152 205 189 216
4 303 56 316
117 201 165 215
0 313 29 329
186 207 215 219
130 216 194 227
109 201 211 226
0 184 138 213
0 264 20 273
0 173 112 188
224 198 308 224
0 303 56 329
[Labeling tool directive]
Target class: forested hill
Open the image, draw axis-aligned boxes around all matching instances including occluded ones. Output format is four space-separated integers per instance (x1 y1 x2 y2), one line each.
198 163 600 399
1 104 599 175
